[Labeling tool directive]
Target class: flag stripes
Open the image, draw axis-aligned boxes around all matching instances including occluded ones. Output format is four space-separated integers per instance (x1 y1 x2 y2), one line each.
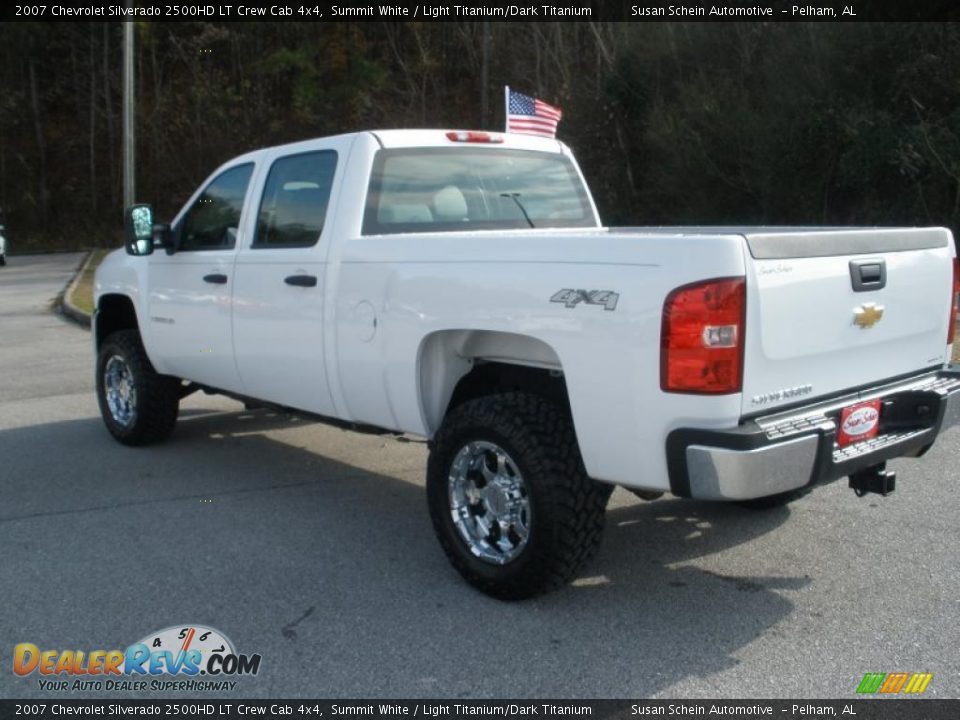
505 86 562 138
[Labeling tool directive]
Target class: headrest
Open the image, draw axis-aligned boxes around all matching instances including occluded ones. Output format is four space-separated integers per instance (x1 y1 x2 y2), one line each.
433 185 468 221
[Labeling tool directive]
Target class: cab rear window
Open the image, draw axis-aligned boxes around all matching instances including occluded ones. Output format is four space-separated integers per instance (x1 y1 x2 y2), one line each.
362 148 596 235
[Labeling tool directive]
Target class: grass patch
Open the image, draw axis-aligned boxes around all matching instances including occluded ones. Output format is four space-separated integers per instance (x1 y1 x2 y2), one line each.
67 249 111 316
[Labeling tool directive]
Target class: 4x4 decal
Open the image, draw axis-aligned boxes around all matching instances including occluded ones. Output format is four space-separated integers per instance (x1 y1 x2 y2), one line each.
550 289 620 311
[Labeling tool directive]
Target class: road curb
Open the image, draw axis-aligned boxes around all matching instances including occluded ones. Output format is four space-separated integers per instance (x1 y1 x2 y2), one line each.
56 250 93 329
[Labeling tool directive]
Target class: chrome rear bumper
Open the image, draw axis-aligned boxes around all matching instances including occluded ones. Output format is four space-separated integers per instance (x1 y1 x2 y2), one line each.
667 368 960 501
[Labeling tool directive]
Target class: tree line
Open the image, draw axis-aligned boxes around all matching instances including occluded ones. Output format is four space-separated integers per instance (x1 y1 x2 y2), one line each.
2 21 960 251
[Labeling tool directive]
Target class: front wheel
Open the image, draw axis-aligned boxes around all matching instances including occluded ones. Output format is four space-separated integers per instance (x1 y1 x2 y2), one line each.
427 393 610 600
0 254 6 266
96 329 180 446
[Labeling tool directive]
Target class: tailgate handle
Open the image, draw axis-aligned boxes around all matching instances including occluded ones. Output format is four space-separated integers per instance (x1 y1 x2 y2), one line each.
850 259 886 292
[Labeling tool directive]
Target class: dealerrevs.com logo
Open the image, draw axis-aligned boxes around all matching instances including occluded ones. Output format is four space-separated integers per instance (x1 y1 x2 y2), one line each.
13 625 261 693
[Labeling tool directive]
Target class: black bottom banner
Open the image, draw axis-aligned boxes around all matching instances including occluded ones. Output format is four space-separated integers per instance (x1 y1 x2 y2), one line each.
1 700 959 720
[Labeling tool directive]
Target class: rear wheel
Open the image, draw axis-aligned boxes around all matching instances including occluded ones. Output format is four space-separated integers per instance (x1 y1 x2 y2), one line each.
427 392 610 600
0 254 6 266
96 329 180 445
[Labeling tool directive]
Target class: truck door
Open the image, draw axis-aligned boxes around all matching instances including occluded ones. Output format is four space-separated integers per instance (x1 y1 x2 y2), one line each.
231 143 345 416
146 162 254 391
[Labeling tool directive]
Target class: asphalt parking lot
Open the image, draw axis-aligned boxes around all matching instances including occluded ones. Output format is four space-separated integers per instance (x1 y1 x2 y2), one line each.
1 252 958 700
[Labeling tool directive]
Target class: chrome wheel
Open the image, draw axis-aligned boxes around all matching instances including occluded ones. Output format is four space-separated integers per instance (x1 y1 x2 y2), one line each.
103 355 137 427
448 440 531 565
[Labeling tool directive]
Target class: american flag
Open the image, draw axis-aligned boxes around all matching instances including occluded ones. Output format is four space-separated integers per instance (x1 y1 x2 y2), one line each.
505 87 562 138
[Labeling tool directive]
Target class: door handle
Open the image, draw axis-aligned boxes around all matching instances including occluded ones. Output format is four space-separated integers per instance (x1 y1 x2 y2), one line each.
203 273 228 285
284 274 317 288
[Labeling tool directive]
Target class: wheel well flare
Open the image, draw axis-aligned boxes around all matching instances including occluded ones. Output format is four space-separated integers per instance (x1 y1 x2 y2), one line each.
418 330 569 434
96 294 139 348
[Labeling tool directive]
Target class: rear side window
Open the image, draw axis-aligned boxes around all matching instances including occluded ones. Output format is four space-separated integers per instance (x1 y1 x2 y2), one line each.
254 150 338 248
179 163 254 251
362 148 596 235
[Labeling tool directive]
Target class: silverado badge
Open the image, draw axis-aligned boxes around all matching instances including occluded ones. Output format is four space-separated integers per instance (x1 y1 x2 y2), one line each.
853 303 884 329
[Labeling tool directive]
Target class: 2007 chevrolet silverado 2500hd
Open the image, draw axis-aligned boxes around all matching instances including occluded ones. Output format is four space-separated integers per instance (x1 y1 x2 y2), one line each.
94 129 960 599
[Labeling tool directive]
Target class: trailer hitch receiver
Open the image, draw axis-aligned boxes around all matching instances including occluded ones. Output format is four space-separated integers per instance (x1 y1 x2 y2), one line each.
849 462 897 497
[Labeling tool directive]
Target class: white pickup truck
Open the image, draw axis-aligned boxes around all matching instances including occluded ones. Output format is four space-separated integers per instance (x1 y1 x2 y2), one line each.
95 129 960 599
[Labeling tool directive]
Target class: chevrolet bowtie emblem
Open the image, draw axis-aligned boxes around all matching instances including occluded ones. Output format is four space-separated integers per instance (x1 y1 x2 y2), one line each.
854 303 885 329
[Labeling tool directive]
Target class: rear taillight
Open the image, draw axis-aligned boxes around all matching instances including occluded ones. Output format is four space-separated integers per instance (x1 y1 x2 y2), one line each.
949 256 959 345
661 277 746 394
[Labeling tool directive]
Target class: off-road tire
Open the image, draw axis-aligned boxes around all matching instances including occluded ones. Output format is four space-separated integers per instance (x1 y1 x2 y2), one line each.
96 329 180 446
427 392 610 600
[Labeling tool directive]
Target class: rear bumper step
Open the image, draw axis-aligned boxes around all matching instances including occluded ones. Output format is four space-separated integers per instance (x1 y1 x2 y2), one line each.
667 368 960 501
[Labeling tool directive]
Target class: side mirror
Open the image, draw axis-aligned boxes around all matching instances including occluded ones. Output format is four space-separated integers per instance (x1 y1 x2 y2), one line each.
124 204 155 256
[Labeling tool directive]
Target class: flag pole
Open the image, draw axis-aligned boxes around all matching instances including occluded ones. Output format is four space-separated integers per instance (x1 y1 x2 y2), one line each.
504 86 510 132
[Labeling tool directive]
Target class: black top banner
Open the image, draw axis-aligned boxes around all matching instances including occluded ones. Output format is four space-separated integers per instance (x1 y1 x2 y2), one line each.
2 0 959 22
2 700 960 720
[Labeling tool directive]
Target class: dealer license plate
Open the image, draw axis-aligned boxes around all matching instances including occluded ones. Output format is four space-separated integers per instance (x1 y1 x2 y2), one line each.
837 399 882 448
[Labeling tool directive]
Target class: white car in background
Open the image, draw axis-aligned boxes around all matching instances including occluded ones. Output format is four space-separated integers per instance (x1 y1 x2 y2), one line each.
0 224 6 265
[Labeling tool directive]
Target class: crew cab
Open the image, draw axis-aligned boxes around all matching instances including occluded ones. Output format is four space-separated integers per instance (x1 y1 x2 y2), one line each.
94 129 960 599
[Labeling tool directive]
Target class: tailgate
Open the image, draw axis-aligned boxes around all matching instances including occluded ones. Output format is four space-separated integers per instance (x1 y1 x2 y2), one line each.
741 228 955 415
